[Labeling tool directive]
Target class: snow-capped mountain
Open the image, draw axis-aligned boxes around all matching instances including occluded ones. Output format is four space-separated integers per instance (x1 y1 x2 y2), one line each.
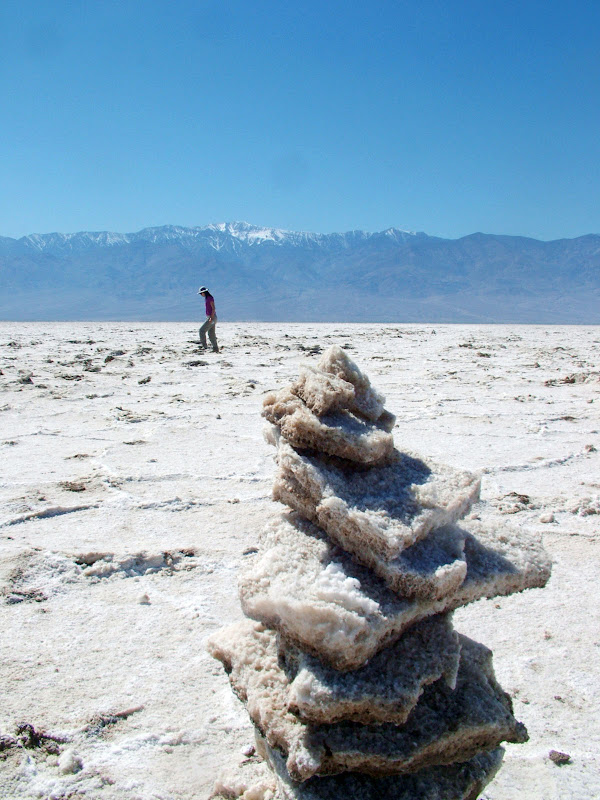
0 223 598 322
15 222 420 253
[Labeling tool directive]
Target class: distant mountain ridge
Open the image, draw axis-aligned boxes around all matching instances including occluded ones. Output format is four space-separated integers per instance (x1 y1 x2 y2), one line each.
1 222 598 322
6 222 424 253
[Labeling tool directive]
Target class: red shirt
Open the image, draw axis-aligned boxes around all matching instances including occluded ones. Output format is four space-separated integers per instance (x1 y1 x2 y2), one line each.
205 294 215 317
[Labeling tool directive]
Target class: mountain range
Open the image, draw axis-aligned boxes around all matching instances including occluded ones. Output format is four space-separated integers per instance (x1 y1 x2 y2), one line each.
1 221 598 322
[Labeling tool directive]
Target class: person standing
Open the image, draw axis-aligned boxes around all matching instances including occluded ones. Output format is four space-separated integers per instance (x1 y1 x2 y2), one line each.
198 287 219 352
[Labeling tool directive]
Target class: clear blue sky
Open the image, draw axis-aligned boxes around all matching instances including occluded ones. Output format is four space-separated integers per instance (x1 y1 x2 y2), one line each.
1 0 599 241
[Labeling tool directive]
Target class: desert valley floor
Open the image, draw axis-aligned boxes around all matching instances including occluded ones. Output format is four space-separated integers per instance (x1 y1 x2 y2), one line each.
0 322 598 800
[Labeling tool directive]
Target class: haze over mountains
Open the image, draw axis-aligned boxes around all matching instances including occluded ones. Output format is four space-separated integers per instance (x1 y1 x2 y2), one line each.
1 222 598 322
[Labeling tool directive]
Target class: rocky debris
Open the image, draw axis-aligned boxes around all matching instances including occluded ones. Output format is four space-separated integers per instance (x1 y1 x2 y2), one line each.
58 747 84 774
60 480 87 492
544 372 599 386
83 360 102 372
548 749 571 765
209 345 551 799
13 722 68 754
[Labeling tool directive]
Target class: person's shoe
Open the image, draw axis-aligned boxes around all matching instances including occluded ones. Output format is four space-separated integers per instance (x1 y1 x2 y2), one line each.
212 348 220 353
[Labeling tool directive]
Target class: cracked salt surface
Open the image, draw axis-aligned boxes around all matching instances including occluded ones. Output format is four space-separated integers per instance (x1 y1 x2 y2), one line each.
0 322 599 799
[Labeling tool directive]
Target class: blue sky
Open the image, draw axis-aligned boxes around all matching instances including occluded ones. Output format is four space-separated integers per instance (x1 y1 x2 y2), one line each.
1 0 599 240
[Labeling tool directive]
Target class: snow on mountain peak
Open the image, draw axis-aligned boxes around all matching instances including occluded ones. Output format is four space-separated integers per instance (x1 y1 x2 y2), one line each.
380 227 422 241
15 223 427 255
206 221 292 244
21 230 132 251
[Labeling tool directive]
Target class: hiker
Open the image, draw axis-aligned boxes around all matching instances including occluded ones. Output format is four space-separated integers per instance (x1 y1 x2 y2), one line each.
198 286 219 352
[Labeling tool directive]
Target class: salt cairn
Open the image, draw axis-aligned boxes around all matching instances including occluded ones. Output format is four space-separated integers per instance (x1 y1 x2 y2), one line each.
209 346 551 800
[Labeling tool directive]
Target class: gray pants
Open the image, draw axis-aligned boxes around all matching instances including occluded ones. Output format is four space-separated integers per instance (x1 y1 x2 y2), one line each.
200 317 218 351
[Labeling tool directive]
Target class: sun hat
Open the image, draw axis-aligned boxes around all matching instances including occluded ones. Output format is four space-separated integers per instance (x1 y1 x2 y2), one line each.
198 286 208 294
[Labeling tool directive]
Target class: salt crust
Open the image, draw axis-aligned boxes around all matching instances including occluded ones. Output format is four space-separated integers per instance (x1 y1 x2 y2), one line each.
208 616 459 728
209 622 524 781
263 737 505 800
291 367 357 418
274 436 480 562
238 512 552 670
216 345 550 794
210 756 278 800
276 468 469 600
316 346 387 420
291 351 387 427
261 346 398 465
262 388 394 465
282 614 460 724
210 743 504 800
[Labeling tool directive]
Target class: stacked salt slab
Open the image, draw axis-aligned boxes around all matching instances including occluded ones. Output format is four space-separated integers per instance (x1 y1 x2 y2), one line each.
209 346 551 800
